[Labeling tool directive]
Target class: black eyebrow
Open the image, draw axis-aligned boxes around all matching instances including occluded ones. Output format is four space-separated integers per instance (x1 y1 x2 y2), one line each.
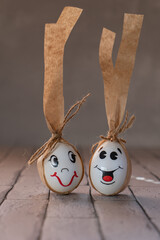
117 148 122 154
98 146 103 152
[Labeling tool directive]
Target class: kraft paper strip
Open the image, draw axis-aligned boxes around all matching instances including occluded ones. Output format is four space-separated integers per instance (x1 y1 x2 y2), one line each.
44 7 83 133
99 14 144 133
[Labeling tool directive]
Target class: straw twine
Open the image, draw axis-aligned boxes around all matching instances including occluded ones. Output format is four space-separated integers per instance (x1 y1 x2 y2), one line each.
91 111 135 153
28 93 90 165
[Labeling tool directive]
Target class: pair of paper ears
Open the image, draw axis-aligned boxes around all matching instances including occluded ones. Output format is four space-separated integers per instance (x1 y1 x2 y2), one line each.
43 6 143 138
43 7 143 137
28 7 144 166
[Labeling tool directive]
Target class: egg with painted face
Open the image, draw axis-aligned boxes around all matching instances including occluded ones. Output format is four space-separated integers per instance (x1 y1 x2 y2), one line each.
37 142 84 194
89 140 131 195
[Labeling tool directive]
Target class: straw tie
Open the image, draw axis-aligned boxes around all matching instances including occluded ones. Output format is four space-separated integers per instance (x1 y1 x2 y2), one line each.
28 93 90 165
91 111 135 153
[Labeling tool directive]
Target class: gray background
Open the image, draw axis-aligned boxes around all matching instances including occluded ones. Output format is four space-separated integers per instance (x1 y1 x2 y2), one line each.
0 0 160 148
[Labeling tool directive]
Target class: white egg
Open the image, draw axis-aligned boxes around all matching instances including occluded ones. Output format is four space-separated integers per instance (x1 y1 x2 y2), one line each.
37 142 84 194
89 140 131 195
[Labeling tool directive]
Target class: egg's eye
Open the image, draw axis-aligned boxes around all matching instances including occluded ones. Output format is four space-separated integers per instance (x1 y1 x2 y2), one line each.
68 151 76 163
99 151 107 159
49 155 59 167
110 151 118 160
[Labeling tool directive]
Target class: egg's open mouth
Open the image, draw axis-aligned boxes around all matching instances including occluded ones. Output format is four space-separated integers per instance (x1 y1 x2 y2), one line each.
101 170 115 185
50 171 78 187
94 166 123 185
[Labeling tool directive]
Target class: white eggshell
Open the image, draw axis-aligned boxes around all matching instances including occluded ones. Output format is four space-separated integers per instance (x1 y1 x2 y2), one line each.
38 142 84 194
89 141 131 195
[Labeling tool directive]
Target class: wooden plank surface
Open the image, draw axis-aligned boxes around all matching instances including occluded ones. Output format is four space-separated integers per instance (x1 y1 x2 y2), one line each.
0 147 49 240
47 186 95 218
0 148 32 186
41 218 101 240
130 186 160 230
130 149 160 179
0 147 159 240
0 199 48 240
7 164 49 200
0 147 33 204
94 200 160 240
0 186 11 204
130 158 160 187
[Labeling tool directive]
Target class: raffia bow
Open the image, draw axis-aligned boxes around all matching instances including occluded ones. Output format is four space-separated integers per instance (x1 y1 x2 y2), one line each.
91 111 135 153
28 94 90 165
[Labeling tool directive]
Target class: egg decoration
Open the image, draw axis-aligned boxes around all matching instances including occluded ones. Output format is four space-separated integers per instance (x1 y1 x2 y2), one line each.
89 140 131 195
28 7 89 194
89 13 144 195
37 142 84 194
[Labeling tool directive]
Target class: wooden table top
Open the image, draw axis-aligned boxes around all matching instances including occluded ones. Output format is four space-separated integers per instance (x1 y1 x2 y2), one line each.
0 147 160 240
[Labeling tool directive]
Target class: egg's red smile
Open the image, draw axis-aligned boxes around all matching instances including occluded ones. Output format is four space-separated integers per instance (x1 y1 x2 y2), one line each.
50 171 78 187
94 165 123 185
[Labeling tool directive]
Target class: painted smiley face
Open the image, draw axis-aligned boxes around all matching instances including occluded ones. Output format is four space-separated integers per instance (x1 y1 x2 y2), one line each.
89 141 130 195
43 142 84 194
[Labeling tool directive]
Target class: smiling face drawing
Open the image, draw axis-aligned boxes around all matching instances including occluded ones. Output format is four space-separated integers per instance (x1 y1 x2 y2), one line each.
89 141 131 195
38 142 84 194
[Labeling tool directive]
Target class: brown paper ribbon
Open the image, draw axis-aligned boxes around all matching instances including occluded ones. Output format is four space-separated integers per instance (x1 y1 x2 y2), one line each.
99 14 143 132
28 7 90 165
43 7 83 133
92 13 144 151
28 94 90 165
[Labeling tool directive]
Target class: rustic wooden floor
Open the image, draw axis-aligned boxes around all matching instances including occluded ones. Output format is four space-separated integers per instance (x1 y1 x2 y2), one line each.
0 147 160 240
